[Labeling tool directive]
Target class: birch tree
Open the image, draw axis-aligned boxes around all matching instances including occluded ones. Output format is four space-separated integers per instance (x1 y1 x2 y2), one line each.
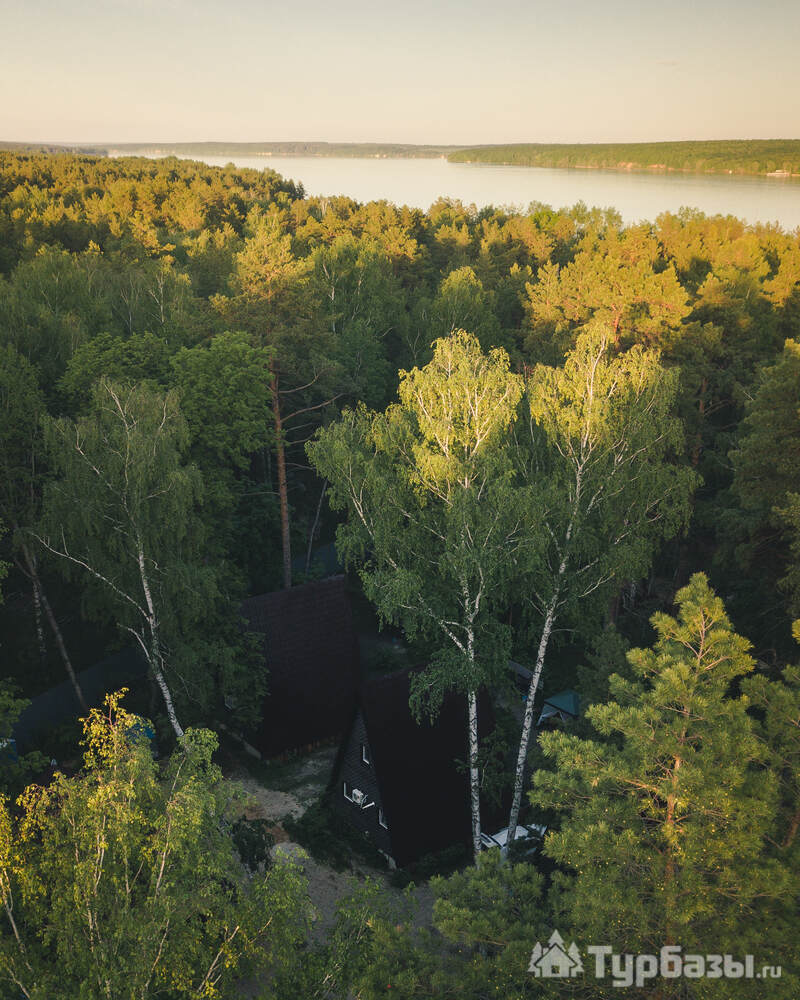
38 380 219 739
0 522 6 602
507 324 697 840
0 344 87 709
308 332 525 862
0 693 308 999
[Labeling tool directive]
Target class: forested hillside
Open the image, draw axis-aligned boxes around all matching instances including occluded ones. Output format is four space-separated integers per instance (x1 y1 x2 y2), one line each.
102 141 460 159
449 139 800 176
1 150 799 997
7 139 800 176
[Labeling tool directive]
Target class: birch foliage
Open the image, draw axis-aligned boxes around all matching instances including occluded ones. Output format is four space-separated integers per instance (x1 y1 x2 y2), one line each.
308 332 526 860
310 331 525 697
0 693 308 1000
522 323 696 624
506 325 697 838
39 380 232 738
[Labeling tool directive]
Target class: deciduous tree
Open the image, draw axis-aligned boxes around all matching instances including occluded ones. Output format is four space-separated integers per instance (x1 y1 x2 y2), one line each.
39 381 227 738
0 693 308 999
0 344 87 708
507 325 696 840
309 332 525 861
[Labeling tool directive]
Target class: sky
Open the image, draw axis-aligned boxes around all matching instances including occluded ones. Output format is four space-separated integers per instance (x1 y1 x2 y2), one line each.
1 0 798 146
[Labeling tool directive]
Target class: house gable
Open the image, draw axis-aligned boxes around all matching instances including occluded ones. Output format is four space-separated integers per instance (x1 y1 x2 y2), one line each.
240 576 360 756
333 670 501 868
334 709 392 857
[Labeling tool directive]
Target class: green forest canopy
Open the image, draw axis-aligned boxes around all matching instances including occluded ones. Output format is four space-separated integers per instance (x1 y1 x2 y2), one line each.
450 139 800 176
4 138 800 176
1 148 800 999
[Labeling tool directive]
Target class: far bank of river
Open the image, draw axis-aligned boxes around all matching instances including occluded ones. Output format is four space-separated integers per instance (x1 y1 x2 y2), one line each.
144 153 800 230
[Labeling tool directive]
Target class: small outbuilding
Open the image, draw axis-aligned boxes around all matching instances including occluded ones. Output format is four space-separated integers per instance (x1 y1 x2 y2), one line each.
332 670 498 868
240 576 360 757
12 647 147 754
537 688 580 726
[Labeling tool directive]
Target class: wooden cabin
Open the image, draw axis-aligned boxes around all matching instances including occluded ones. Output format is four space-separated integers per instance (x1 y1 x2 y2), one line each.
332 670 498 868
240 576 360 757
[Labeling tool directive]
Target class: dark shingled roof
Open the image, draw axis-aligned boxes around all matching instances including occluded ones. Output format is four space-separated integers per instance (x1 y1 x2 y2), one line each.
12 648 148 754
240 576 360 756
350 670 499 867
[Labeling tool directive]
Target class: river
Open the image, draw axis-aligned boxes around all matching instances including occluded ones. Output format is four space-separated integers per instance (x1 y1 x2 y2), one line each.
182 154 800 231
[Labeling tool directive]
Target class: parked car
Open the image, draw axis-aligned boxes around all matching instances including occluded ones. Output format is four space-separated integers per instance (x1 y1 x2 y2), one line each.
480 823 547 857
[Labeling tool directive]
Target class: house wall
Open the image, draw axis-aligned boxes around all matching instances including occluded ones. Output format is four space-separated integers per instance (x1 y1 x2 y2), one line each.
334 711 393 857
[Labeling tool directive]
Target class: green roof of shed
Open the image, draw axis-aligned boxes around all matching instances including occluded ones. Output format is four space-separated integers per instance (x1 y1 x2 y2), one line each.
539 688 580 722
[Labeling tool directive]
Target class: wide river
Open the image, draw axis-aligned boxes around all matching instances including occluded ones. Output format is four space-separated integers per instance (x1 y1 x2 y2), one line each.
189 154 800 231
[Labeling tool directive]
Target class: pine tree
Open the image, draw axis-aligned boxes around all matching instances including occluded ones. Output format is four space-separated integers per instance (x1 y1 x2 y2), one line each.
531 575 795 995
742 623 800 853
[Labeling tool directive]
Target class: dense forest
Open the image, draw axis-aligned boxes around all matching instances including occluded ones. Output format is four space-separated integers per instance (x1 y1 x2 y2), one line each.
6 139 800 176
449 139 800 176
102 141 461 159
0 150 799 997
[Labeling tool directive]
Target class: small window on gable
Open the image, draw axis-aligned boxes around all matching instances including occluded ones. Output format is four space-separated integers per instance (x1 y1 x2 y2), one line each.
343 781 352 801
361 742 371 766
378 808 388 829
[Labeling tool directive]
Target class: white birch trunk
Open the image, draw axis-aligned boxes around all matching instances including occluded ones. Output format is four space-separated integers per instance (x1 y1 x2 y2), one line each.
20 542 88 712
305 482 326 574
462 578 484 864
137 546 184 740
506 599 557 843
38 582 90 714
149 655 184 741
32 578 46 660
467 688 482 864
506 504 576 843
270 363 292 591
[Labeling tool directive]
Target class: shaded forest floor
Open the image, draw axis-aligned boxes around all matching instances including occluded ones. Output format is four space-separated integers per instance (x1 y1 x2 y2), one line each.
219 742 435 941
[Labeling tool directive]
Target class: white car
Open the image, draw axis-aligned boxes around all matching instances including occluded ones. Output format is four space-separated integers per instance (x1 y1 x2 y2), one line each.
480 823 547 857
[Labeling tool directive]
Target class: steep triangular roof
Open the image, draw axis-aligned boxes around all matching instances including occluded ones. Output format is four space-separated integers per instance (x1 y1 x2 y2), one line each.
352 670 498 867
240 576 359 756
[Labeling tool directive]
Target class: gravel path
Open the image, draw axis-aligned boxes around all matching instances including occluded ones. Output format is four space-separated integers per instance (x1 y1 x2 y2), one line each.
223 745 434 935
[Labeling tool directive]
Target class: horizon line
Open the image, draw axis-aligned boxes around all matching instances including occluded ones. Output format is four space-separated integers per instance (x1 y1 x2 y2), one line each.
4 137 800 149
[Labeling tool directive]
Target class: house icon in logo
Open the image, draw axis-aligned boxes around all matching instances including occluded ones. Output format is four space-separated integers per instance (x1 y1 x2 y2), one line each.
528 930 584 978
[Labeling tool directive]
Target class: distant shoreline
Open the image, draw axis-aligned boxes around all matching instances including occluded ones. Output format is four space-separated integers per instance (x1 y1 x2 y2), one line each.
102 141 459 161
107 150 451 161
453 159 800 180
448 141 800 180
3 139 800 180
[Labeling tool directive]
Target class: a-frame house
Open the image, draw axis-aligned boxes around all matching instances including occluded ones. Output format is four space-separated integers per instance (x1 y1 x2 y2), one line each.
332 670 497 868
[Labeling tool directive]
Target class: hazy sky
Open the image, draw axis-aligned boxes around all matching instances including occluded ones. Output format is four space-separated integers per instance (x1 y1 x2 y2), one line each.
1 0 797 145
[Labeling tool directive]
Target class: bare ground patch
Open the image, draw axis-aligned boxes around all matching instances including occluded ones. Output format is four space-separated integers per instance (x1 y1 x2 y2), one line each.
220 742 435 934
